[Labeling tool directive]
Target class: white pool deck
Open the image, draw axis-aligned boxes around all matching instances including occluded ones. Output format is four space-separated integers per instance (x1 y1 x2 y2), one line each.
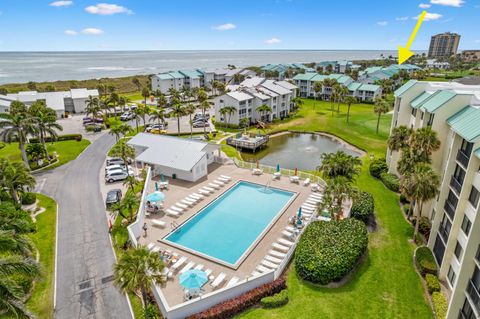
138 162 319 307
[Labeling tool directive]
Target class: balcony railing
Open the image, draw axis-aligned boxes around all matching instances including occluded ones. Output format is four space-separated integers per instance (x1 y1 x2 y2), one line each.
457 149 471 168
444 199 457 219
467 280 480 314
450 176 463 195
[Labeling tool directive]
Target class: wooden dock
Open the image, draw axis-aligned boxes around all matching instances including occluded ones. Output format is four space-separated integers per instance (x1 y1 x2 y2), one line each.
226 135 269 152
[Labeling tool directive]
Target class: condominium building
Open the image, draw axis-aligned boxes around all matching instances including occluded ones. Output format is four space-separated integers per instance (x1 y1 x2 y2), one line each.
358 64 422 85
292 73 382 102
214 77 297 125
462 50 480 62
387 80 480 319
428 32 461 58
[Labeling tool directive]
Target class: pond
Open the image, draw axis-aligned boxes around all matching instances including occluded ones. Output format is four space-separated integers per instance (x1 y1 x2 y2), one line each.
240 132 362 171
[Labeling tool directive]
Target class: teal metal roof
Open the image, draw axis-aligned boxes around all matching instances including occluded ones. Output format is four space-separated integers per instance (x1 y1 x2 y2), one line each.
347 82 362 91
293 73 316 81
420 90 456 113
169 71 185 79
311 74 328 82
358 84 380 92
410 92 433 109
474 148 480 159
394 80 418 97
447 106 480 142
179 70 203 79
156 73 173 80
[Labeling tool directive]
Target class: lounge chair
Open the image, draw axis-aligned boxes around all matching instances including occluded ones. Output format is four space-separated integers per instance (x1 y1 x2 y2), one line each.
171 257 187 271
302 204 316 210
194 264 204 271
166 209 180 217
261 259 278 269
151 219 166 228
146 243 155 250
226 276 240 287
290 176 299 183
208 183 220 189
210 273 226 289
278 238 295 247
306 200 319 206
213 179 224 185
251 270 262 277
303 178 311 186
310 193 323 200
272 242 289 252
220 175 231 180
252 168 263 175
170 206 183 213
282 230 294 238
269 250 287 259
182 199 196 206
191 193 204 199
180 261 195 274
273 172 281 180
285 226 296 233
175 202 189 209
265 255 283 264
311 183 320 192
205 269 213 277
203 186 215 192
218 177 230 182
198 189 210 195
186 196 199 202
256 265 271 273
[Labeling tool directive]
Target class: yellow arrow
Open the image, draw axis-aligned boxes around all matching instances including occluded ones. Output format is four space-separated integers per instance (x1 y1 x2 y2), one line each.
398 10 427 65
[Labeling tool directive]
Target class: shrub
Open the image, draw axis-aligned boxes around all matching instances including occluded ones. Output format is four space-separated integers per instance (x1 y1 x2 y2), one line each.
369 158 388 178
432 292 448 319
380 172 400 192
0 142 5 149
260 289 289 308
399 194 410 204
187 277 286 319
415 246 437 276
29 134 82 143
403 204 410 215
418 217 431 238
21 192 37 205
425 274 441 294
350 191 375 224
295 219 368 285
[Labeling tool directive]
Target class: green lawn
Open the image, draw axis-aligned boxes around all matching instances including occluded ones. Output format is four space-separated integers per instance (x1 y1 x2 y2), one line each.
234 99 432 319
0 139 90 170
26 194 57 318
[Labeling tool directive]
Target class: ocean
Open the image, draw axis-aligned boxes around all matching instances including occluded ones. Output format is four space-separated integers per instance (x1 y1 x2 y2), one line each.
0 50 401 85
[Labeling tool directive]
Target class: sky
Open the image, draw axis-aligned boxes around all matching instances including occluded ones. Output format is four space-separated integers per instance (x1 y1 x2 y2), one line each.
0 0 478 51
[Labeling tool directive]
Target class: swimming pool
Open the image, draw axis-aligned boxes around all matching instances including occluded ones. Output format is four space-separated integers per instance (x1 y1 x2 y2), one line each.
164 181 295 268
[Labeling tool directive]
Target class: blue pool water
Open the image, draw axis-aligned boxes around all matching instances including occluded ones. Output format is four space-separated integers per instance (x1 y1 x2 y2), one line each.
164 181 295 266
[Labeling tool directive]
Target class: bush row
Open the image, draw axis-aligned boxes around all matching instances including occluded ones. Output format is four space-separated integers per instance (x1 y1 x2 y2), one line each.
425 274 441 294
432 292 447 319
21 192 37 205
260 289 289 308
380 172 400 192
369 158 400 192
415 246 438 277
350 191 375 224
369 158 388 178
187 277 286 319
295 219 368 285
29 134 82 143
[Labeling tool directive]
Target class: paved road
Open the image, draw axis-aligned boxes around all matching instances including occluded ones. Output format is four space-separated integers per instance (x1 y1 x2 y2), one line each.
35 133 132 319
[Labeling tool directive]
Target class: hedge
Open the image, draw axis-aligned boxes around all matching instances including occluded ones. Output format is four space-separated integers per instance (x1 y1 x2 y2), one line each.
21 192 37 205
369 158 388 178
187 277 286 319
432 292 448 319
380 172 400 192
29 134 82 143
295 219 368 285
416 246 437 276
418 217 431 239
425 274 441 294
260 289 289 308
350 191 375 224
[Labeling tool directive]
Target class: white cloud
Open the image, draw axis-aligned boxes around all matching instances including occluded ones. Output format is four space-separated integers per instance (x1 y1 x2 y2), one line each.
212 23 236 31
82 28 104 35
64 29 77 36
50 1 73 7
265 37 281 44
415 12 443 21
419 3 431 8
395 16 409 21
377 21 388 26
85 3 132 15
430 0 464 7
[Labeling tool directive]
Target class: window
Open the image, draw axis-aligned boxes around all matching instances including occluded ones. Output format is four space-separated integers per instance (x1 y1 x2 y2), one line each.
438 213 452 242
411 107 417 116
433 235 446 265
460 139 474 156
458 298 476 319
468 186 480 208
444 190 458 219
447 266 456 286
461 215 472 236
454 241 463 261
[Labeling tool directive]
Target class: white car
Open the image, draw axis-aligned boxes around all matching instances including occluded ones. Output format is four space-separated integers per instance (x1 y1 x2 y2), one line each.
106 157 126 166
105 171 128 183
105 167 134 177
105 164 126 172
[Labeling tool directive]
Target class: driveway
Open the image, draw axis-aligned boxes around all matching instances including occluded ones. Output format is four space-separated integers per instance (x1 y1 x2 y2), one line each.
35 132 132 319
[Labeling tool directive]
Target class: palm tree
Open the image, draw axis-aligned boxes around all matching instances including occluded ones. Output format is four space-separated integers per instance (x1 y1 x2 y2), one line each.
149 108 167 128
169 99 185 136
120 191 139 221
374 98 390 134
388 125 412 151
411 126 441 162
329 91 340 116
319 176 357 220
256 104 273 122
0 159 36 204
335 85 349 113
344 96 357 123
183 103 197 138
219 107 228 127
168 88 180 101
180 85 191 103
141 87 151 107
402 163 440 241
313 82 323 100
135 105 149 131
224 106 237 127
110 140 135 170
196 89 211 134
132 107 143 133
290 97 303 115
156 94 167 110
239 117 250 129
113 246 164 307
85 96 100 119
0 102 36 167
109 123 131 141
28 101 63 160
318 151 362 181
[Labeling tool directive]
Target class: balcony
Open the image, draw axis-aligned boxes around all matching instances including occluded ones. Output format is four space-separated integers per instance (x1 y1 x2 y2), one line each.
444 199 457 219
467 280 480 314
457 149 471 168
450 176 463 195
438 223 450 243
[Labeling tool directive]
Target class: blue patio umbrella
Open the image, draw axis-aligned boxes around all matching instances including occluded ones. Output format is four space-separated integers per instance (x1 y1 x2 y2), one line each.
146 191 165 202
179 269 208 290
276 164 280 172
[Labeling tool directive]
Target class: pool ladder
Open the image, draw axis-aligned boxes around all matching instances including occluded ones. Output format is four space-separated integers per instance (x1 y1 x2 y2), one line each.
170 221 179 230
264 180 271 190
